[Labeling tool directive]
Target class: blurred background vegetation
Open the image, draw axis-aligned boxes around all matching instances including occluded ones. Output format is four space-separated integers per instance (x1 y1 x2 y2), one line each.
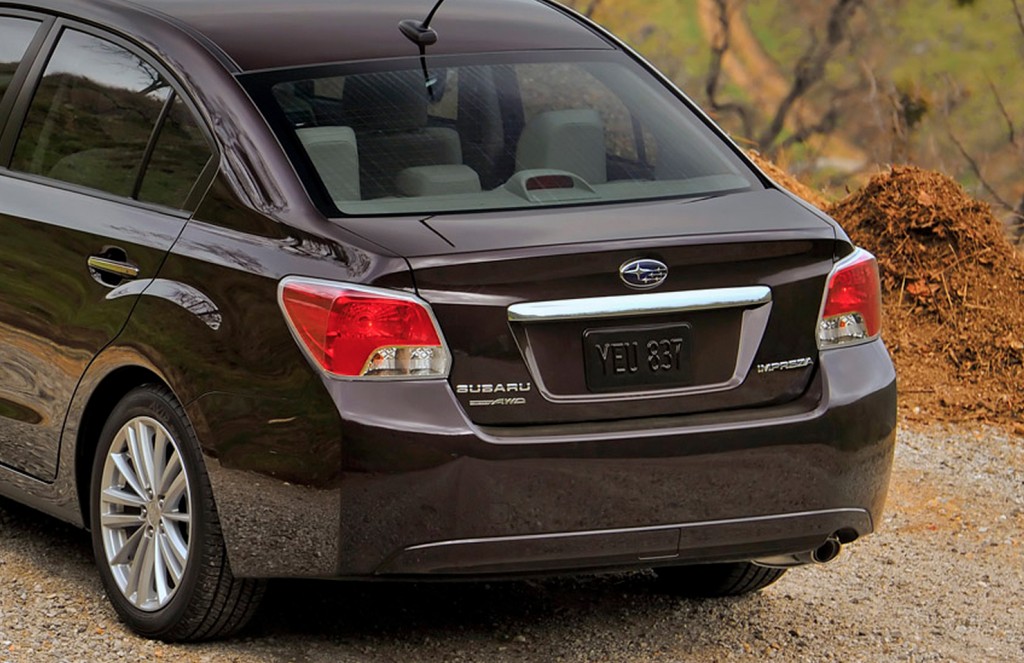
561 0 1024 240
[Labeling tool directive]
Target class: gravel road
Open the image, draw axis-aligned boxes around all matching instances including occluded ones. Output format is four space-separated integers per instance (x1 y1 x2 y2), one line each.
1 423 1021 662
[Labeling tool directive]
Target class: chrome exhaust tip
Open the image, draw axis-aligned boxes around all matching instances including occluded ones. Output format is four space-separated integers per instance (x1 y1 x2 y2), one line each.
811 536 842 564
753 536 843 568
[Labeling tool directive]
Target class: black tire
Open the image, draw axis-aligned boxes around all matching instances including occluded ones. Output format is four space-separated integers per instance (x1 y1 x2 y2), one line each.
654 562 786 597
89 384 265 641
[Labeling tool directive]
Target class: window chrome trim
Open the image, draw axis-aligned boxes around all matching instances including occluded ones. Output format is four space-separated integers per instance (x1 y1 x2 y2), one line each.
507 286 772 323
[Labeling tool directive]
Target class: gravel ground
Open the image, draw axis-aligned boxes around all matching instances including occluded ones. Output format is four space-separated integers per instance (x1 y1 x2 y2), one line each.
1 422 1021 662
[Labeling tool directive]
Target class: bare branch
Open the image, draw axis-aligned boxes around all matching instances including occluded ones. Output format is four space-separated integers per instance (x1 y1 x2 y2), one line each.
757 0 864 150
779 102 844 150
1013 0 1024 40
581 0 602 18
988 78 1019 150
704 0 755 139
948 129 1017 212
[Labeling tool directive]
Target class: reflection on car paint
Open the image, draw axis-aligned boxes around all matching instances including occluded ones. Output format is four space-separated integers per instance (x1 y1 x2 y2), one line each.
108 278 222 330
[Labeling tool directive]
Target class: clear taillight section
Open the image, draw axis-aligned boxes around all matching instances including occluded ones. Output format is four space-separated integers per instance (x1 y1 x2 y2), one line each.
278 278 450 378
818 248 883 349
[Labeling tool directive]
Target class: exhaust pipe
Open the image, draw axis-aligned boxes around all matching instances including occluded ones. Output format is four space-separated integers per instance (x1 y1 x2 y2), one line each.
811 536 842 564
753 536 842 568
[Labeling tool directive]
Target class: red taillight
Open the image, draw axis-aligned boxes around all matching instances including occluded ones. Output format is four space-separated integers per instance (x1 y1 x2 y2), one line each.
279 279 450 378
818 249 882 348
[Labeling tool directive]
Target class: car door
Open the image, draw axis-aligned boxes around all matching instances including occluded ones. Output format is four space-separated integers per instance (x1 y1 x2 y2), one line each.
0 20 215 481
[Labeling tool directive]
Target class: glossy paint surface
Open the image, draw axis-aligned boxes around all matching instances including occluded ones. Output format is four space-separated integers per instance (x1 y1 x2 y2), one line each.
121 0 612 71
0 176 187 480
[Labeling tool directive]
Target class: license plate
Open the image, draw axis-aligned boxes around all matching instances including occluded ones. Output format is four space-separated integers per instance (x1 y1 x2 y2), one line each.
583 323 693 393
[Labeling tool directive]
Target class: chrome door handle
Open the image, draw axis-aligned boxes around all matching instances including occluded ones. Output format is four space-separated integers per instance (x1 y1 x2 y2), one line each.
88 255 140 280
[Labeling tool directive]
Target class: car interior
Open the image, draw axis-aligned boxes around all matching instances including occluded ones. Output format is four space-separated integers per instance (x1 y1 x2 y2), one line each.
267 59 754 215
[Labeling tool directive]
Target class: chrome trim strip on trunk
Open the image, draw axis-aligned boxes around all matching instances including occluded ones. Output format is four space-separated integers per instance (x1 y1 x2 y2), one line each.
507 286 772 323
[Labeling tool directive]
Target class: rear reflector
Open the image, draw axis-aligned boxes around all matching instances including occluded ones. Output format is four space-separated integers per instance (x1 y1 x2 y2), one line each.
278 279 450 378
818 248 882 348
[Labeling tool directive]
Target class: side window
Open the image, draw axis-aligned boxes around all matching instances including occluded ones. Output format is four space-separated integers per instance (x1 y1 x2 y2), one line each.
11 28 213 208
138 94 213 208
12 29 170 197
0 16 41 103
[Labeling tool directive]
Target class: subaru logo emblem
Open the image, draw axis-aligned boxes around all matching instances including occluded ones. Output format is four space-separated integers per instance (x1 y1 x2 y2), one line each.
619 259 668 289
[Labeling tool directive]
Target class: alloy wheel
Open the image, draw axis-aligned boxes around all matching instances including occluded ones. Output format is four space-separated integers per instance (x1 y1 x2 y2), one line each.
98 416 192 612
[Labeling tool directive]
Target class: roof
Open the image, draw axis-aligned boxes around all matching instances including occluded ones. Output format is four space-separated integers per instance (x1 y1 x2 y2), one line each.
116 0 613 72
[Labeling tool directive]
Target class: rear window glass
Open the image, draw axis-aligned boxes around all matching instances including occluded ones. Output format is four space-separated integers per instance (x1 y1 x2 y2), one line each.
245 51 760 216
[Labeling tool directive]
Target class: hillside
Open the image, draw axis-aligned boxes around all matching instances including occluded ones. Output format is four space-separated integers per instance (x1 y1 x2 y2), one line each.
566 0 1024 237
745 0 1024 205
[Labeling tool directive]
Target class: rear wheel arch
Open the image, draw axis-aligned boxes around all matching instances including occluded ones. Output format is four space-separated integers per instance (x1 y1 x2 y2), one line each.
87 382 266 639
74 366 174 527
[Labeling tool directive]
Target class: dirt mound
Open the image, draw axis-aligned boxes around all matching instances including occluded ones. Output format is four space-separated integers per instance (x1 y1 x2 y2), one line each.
827 166 1024 430
747 150 830 209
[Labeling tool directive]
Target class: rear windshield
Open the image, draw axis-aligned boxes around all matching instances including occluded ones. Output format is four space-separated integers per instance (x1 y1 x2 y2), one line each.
244 51 761 216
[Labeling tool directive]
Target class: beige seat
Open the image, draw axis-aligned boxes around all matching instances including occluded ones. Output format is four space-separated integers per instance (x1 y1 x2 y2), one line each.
515 109 607 185
396 164 481 197
342 70 462 199
297 126 360 201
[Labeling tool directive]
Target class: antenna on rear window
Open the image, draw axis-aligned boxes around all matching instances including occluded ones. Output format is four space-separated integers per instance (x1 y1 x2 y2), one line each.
399 0 448 100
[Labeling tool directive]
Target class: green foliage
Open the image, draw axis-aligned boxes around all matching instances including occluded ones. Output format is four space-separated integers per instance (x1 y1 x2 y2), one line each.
595 0 1023 200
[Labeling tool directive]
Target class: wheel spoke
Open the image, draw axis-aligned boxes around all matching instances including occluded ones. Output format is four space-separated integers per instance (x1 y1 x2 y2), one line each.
109 525 144 566
133 420 157 494
152 427 169 497
153 533 170 603
112 453 147 501
123 531 150 600
158 453 183 500
135 532 157 607
158 529 184 585
102 486 147 509
163 469 187 507
101 512 144 529
163 518 189 567
125 424 147 493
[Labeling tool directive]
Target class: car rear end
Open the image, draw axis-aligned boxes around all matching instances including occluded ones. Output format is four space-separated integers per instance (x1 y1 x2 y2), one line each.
280 205 896 577
244 36 897 577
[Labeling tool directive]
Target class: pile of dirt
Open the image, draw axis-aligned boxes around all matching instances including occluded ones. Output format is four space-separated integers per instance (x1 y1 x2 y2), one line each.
747 150 830 209
826 166 1024 431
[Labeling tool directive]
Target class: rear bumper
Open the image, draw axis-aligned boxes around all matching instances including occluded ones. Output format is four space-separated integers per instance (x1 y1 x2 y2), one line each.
378 508 872 575
201 340 896 578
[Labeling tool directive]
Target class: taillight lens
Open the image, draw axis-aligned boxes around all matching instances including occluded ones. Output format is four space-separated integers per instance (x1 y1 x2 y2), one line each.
818 248 882 348
278 279 450 378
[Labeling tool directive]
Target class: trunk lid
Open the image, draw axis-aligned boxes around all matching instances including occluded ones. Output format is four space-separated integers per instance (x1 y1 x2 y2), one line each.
354 190 840 426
